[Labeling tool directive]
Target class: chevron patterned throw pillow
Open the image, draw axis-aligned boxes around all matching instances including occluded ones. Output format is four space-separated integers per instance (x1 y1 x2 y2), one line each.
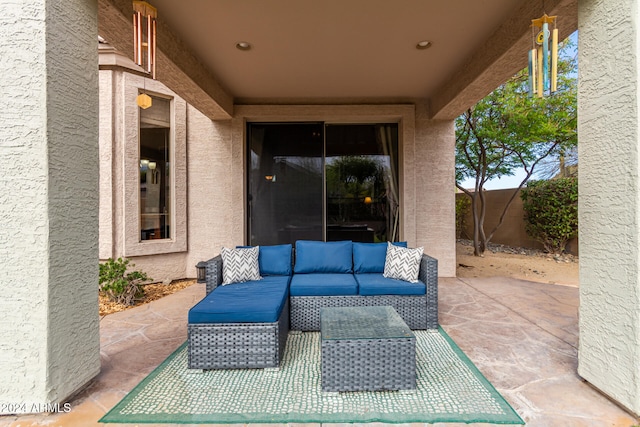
221 246 262 285
383 242 424 283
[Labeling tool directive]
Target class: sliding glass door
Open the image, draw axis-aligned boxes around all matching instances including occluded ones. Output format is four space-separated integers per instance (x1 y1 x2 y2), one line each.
325 124 399 243
247 122 398 246
248 123 324 245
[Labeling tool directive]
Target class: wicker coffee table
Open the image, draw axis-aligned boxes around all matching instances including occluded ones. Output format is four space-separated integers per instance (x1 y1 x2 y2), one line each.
320 305 416 392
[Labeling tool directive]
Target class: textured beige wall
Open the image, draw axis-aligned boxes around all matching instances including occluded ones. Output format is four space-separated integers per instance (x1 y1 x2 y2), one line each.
184 104 456 278
98 70 189 282
0 0 100 412
414 104 456 276
124 252 190 283
456 189 579 255
99 86 457 279
98 0 233 120
578 0 640 415
457 189 541 249
99 70 115 260
121 73 188 260
185 104 236 275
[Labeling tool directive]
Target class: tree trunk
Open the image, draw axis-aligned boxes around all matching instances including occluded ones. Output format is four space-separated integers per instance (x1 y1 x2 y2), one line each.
471 193 482 256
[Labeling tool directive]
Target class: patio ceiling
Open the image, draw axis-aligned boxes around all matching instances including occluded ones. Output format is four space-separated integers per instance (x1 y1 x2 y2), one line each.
98 0 577 120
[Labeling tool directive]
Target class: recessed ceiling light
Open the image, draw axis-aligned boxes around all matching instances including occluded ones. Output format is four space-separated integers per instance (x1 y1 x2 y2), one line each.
416 40 432 50
236 41 251 51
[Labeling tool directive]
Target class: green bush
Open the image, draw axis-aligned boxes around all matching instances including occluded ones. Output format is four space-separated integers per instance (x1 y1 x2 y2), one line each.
521 178 578 254
456 195 471 239
99 258 151 306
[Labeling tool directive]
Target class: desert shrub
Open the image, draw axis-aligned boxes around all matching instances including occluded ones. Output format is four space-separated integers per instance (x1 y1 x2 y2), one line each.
521 177 578 254
456 194 471 239
99 258 151 306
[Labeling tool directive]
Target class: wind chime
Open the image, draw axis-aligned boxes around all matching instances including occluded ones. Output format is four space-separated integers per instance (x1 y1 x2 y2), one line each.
133 1 157 109
528 13 558 98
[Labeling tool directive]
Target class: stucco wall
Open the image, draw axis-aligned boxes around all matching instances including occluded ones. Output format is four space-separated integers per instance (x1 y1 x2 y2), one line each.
99 70 115 260
414 104 456 276
456 188 579 254
120 73 188 261
0 0 100 412
184 104 456 278
578 0 640 415
99 88 457 280
98 69 188 282
457 189 542 249
185 105 235 275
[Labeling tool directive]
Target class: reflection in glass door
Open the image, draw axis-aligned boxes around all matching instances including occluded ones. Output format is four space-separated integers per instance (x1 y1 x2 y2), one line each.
247 123 324 246
325 124 399 243
139 95 171 241
247 122 399 246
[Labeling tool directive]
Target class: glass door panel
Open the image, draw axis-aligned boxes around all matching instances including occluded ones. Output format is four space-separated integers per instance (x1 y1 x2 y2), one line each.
325 124 399 243
247 123 324 245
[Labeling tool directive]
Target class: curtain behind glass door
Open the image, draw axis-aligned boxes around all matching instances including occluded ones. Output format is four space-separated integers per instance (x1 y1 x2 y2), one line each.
248 123 324 246
325 124 399 243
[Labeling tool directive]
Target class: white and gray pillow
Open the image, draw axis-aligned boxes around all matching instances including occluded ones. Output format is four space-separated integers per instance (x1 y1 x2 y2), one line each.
383 242 423 283
220 246 262 285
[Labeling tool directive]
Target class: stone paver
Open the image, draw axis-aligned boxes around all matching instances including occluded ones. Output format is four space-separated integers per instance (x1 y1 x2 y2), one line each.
0 278 638 426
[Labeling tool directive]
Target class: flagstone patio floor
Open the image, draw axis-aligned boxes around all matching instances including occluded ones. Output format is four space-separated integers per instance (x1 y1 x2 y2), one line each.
1 277 638 427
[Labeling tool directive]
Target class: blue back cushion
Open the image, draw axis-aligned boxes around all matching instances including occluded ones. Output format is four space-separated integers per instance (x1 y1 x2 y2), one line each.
353 241 408 273
237 244 292 276
294 240 353 273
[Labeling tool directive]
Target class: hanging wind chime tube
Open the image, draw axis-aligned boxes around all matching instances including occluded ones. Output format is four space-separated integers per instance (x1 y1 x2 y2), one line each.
133 1 157 109
528 13 558 98
133 1 157 79
551 26 558 92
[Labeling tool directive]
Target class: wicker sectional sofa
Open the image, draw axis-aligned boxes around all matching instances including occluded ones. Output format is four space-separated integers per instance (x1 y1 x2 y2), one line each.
288 240 438 330
188 244 293 370
187 240 438 370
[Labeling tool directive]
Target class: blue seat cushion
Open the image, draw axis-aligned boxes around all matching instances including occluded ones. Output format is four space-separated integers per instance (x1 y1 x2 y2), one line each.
355 273 426 296
290 273 358 296
353 241 407 273
294 240 353 273
188 275 290 323
237 244 292 276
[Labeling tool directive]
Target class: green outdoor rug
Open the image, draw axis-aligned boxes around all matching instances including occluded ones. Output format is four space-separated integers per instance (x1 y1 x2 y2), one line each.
100 328 524 424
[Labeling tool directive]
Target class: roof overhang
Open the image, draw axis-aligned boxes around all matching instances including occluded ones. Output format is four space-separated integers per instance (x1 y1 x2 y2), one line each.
98 0 577 121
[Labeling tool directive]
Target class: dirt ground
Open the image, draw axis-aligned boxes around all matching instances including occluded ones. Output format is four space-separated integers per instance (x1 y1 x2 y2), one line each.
456 240 579 287
99 278 197 316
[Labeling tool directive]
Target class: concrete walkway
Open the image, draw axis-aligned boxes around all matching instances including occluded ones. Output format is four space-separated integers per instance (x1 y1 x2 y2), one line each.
1 277 637 426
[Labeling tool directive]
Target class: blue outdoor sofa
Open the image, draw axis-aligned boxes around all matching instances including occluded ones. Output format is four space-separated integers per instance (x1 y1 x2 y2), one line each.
187 240 438 370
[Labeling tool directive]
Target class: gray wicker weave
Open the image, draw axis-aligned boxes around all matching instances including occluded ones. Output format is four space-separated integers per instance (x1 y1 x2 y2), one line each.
291 294 427 330
320 306 416 392
188 255 289 370
420 253 439 329
203 255 223 295
188 299 289 369
190 250 437 369
291 254 438 331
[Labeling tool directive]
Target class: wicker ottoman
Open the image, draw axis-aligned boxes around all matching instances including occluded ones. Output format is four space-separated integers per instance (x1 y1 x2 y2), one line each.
320 306 416 392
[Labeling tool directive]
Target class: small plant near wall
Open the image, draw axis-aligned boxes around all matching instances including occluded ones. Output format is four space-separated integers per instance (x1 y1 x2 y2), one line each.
521 177 578 254
99 257 152 306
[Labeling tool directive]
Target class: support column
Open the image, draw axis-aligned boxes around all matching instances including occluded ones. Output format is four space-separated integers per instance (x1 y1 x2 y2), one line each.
0 0 100 413
414 104 456 277
578 0 640 415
